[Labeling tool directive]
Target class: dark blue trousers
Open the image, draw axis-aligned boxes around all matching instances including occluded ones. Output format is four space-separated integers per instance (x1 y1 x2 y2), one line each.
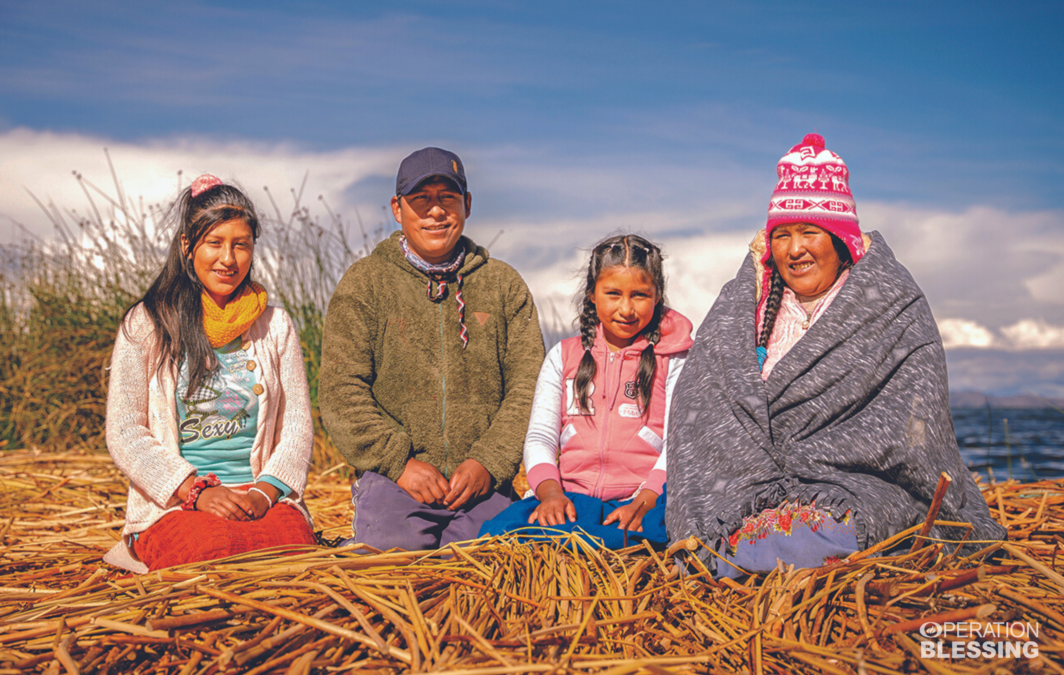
479 487 668 549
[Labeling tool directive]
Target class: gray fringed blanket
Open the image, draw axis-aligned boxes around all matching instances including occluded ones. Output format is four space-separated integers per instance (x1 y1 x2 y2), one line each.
666 231 1006 572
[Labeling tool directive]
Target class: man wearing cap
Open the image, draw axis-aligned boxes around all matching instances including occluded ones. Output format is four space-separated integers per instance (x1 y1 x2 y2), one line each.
320 147 544 551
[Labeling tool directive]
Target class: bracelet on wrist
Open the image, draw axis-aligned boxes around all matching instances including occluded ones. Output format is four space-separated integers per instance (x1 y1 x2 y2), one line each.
248 486 275 508
182 473 222 511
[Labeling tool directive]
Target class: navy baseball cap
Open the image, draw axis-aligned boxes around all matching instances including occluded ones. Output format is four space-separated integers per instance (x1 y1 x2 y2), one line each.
395 147 467 196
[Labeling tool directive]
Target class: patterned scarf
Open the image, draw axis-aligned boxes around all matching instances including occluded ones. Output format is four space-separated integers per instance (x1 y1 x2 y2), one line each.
201 281 268 348
400 237 469 349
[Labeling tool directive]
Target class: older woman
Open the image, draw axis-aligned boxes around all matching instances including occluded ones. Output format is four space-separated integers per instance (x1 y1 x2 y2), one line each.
666 134 1005 577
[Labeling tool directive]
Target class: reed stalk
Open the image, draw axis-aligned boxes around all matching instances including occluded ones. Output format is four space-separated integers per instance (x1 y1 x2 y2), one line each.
5 451 1060 673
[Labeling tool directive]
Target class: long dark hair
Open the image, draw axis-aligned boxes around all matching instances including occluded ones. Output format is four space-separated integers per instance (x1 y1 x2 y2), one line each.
573 234 666 414
758 231 852 350
123 180 261 397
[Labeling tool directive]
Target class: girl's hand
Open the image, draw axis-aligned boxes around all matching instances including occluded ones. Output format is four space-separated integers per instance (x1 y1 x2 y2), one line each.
246 483 280 520
603 489 658 532
171 473 197 509
529 480 577 526
196 486 255 521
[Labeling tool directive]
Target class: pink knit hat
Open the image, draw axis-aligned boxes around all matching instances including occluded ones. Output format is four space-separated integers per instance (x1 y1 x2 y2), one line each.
762 133 865 267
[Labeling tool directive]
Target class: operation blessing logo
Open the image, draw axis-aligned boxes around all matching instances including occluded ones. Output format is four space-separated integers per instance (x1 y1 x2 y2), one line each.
918 621 1039 659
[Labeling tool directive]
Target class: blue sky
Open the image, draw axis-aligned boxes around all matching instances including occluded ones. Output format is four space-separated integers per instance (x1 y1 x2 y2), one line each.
2 1 1063 395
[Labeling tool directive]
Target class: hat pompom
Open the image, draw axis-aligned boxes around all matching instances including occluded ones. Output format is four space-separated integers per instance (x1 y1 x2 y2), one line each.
802 133 824 148
766 132 864 267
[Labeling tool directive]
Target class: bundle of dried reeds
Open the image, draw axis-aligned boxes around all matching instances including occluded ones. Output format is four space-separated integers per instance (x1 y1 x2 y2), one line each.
2 451 1062 674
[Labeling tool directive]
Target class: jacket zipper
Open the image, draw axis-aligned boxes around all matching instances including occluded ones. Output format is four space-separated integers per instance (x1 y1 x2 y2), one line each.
592 349 617 499
439 301 450 477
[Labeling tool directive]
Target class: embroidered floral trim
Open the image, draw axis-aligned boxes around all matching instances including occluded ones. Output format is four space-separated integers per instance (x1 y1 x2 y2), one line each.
727 501 852 553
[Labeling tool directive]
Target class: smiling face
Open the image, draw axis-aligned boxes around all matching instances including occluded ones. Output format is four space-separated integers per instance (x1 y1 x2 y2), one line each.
591 266 661 350
186 218 255 308
390 177 471 264
769 222 843 300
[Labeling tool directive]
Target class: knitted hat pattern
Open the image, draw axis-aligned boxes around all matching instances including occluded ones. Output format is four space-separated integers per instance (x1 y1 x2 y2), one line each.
763 133 865 267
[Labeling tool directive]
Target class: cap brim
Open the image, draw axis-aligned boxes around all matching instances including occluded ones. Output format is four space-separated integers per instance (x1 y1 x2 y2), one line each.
398 172 466 196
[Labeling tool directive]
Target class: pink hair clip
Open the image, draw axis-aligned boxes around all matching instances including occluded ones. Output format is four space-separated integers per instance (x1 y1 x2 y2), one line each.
190 174 224 198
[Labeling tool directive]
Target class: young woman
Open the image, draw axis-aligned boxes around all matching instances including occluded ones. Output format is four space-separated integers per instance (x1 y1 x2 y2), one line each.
481 234 692 548
666 134 1006 577
104 174 316 573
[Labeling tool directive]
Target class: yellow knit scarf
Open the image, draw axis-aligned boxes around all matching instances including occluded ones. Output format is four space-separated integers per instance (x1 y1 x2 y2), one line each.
201 282 268 348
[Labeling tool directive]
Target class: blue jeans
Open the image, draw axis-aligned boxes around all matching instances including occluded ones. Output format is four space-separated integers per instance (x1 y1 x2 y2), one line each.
479 488 668 549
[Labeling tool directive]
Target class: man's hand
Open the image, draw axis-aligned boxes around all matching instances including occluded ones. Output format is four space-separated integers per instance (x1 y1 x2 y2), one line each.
196 486 255 521
529 479 577 526
397 458 450 505
603 489 658 532
443 459 492 510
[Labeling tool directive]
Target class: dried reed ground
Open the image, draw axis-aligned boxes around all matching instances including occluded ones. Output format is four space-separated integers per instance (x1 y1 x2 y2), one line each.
1 452 1063 675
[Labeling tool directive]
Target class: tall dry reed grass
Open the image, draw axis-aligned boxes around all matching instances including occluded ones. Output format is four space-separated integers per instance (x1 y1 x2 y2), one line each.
1 159 573 472
0 163 389 471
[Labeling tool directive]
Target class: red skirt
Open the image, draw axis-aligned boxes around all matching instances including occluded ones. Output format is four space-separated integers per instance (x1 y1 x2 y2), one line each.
135 504 316 571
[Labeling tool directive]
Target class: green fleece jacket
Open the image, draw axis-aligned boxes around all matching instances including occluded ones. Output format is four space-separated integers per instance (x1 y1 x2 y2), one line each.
319 231 544 488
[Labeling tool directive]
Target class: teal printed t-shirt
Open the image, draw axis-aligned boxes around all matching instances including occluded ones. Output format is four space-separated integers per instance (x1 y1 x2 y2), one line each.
176 337 290 498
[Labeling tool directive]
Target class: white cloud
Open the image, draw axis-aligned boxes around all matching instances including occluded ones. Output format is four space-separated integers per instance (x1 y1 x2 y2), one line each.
933 318 1064 350
938 319 997 349
0 127 397 243
1023 259 1064 305
859 202 1064 331
4 127 1064 395
516 228 751 337
1001 320 1064 349
661 232 752 326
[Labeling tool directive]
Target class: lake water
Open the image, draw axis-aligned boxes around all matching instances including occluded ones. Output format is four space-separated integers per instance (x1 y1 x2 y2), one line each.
952 407 1064 481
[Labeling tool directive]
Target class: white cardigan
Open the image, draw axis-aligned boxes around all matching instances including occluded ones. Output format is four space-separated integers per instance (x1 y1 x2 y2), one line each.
103 304 314 573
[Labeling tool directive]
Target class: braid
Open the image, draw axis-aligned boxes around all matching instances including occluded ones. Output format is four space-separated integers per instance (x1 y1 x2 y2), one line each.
758 232 851 355
573 295 599 414
635 304 662 413
758 266 786 350
575 233 668 415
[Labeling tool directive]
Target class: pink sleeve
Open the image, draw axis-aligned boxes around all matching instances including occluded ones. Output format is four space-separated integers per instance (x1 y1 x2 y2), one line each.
527 463 563 494
642 469 667 496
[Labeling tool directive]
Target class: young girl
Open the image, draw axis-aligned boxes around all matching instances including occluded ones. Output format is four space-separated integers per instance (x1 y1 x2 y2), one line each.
103 174 317 573
481 234 692 548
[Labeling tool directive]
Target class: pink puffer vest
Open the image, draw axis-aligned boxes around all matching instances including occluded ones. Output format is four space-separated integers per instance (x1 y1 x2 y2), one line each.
556 309 692 500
